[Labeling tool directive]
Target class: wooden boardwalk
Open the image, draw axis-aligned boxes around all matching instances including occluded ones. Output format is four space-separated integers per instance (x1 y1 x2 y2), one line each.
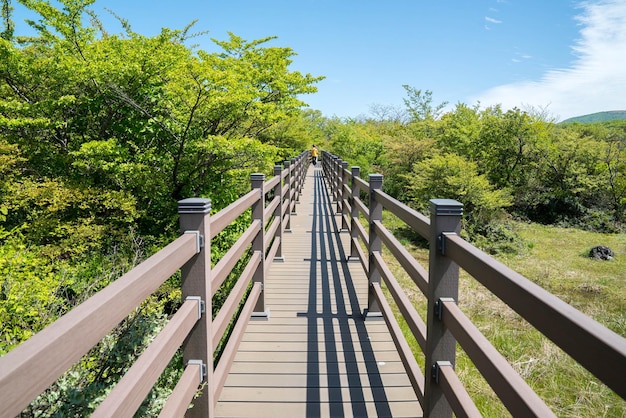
215 165 422 418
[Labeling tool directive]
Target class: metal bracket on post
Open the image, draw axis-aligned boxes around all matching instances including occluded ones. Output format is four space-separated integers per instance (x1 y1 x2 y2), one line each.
362 309 384 320
187 359 207 385
250 282 271 320
434 297 455 321
251 309 271 320
186 296 206 319
437 232 456 255
431 361 452 384
363 283 384 320
184 230 204 253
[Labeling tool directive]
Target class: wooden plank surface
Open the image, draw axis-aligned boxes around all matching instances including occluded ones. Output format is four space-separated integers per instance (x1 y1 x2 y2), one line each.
215 166 422 418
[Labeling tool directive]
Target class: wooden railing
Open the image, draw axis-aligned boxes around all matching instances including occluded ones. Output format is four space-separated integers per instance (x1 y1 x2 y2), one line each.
0 152 309 418
321 150 626 417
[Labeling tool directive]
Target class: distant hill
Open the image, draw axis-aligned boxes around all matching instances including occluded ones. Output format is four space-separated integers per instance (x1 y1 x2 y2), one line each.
561 110 626 124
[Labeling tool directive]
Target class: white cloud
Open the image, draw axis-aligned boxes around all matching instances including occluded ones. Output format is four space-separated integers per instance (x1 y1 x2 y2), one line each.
473 0 626 120
485 16 502 24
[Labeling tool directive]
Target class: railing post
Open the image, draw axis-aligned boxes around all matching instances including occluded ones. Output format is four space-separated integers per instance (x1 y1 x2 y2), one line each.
300 152 307 187
424 199 463 418
335 158 343 213
251 173 269 317
331 156 339 203
364 174 383 319
323 151 330 177
349 166 360 260
178 198 213 418
284 160 292 232
289 158 298 214
293 157 301 204
274 165 284 261
340 161 349 231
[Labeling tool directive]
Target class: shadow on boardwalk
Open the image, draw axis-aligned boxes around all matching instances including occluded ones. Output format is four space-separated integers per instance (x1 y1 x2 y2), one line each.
215 165 422 418
304 168 393 417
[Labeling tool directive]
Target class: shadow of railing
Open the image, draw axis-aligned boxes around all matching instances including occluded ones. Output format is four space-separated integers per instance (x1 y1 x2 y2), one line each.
321 150 626 417
304 167 392 417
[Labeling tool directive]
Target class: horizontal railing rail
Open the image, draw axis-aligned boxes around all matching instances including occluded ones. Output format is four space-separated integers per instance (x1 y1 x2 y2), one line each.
321 150 626 417
0 151 309 418
443 233 626 396
0 232 200 416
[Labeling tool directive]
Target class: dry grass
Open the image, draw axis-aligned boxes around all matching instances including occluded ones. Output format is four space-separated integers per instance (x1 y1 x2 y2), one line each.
378 214 626 417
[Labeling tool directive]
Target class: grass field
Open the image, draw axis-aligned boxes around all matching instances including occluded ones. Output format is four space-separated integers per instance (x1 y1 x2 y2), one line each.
381 217 626 417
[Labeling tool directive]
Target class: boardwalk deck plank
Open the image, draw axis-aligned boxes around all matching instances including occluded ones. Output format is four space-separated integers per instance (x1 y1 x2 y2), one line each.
215 165 422 418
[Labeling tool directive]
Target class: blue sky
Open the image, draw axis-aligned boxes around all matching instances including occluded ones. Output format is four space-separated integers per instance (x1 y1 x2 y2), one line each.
11 0 626 120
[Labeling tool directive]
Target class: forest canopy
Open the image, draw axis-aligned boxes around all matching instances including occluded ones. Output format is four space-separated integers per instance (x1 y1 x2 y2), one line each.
1 0 323 248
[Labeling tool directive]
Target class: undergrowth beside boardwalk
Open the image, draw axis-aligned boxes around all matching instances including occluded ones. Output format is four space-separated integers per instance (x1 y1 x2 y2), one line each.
381 216 625 417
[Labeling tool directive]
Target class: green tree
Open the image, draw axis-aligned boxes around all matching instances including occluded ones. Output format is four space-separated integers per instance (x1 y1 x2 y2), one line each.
1 0 13 40
402 85 448 121
436 102 482 158
380 125 437 200
474 106 548 189
522 125 618 230
1 0 322 239
404 153 512 228
259 108 327 157
324 117 383 177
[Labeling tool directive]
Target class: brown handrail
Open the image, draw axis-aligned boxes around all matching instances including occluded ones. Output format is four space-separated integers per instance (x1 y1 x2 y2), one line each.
209 189 259 240
434 362 481 418
211 220 261 295
373 220 428 295
0 151 310 418
213 282 263 401
212 251 262 351
158 361 203 417
371 282 426 406
354 194 370 219
374 188 430 240
0 232 198 416
92 297 202 417
373 252 426 351
321 150 626 416
444 232 626 398
440 299 555 416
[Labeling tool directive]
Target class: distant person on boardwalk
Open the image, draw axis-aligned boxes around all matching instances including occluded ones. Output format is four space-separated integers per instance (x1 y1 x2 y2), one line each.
311 144 319 166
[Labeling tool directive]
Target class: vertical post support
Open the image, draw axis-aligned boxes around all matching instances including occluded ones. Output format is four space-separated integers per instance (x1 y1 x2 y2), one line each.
326 151 331 173
332 156 339 203
349 166 360 260
273 165 284 261
283 160 292 232
335 158 343 213
291 157 302 202
424 199 463 418
289 158 298 215
178 198 213 417
300 152 307 189
364 174 383 320
251 173 269 317
340 162 349 231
